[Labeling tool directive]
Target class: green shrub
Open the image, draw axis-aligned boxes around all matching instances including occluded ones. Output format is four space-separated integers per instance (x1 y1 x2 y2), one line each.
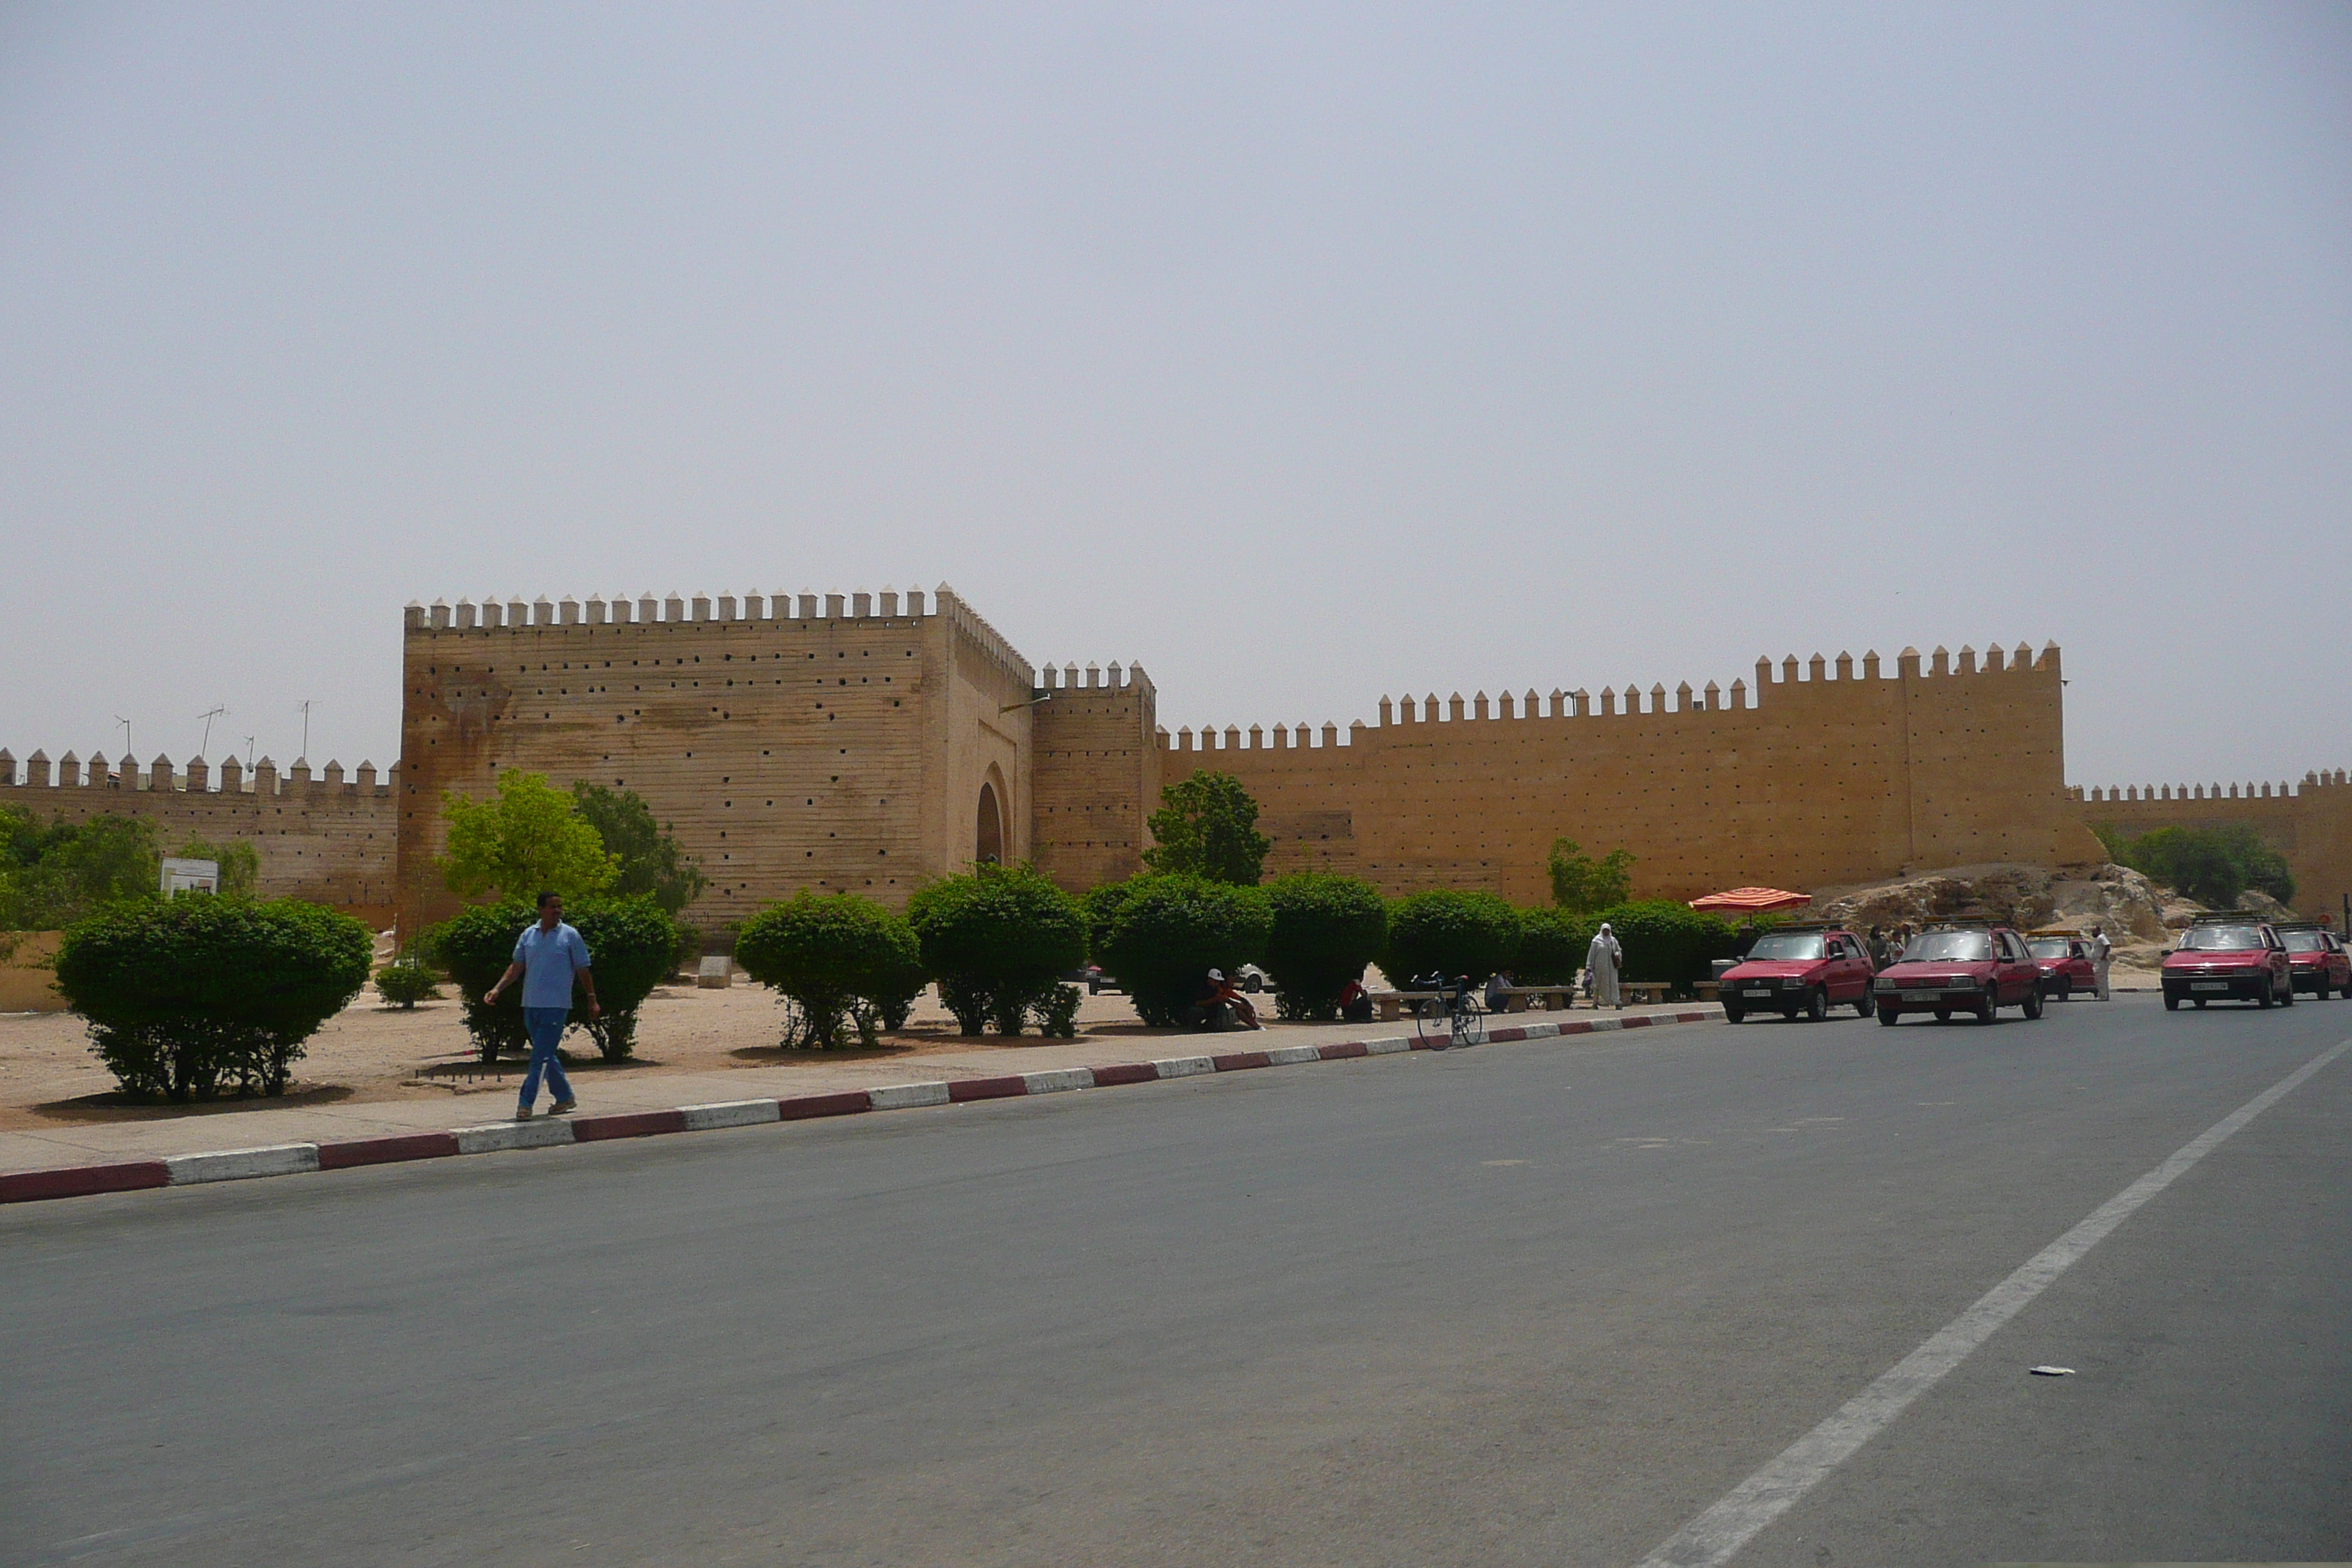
426 900 534 1062
55 897 372 1101
906 864 1087 1036
2098 821 2296 909
1033 982 1080 1039
426 897 679 1063
1262 873 1388 1020
569 782 708 913
374 952 442 1009
438 769 616 902
1513 906 1591 985
1088 872 1273 1027
1588 900 1735 992
567 898 682 1060
736 892 921 1049
1382 889 1520 987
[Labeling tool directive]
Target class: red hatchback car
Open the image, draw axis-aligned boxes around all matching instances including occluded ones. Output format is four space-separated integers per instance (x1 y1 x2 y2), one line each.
2024 932 2098 1000
2160 916 2293 1010
1720 926 1876 1022
2277 923 2352 1000
1872 924 2045 1025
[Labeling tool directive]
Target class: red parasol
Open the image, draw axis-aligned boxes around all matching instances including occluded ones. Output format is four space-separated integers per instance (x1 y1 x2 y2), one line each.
1688 887 1812 914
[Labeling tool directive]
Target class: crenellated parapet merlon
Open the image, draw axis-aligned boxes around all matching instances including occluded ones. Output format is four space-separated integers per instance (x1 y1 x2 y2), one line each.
2076 767 2348 804
1035 660 1153 696
405 584 942 632
1154 639 2068 750
0 747 395 796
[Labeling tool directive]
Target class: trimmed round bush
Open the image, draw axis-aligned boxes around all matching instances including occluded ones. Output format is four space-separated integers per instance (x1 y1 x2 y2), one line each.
1512 907 1591 985
1588 900 1736 993
374 952 443 1009
567 897 683 1060
736 892 922 1049
1382 889 1520 988
56 897 373 1101
1261 873 1388 1021
427 897 679 1063
906 864 1087 1036
1088 872 1273 1028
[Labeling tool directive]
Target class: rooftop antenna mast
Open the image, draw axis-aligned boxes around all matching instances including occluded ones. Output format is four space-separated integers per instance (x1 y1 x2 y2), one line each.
296 699 316 761
114 715 131 758
197 706 228 756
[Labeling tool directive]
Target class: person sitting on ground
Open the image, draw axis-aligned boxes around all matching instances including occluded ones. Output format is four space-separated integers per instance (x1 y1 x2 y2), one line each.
1199 968 1262 1032
1338 976 1374 1025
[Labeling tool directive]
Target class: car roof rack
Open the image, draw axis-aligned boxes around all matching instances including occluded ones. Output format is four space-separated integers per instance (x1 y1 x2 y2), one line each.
1757 920 1836 932
1921 919 2002 932
2189 910 2267 924
2025 927 2078 938
2271 919 2320 930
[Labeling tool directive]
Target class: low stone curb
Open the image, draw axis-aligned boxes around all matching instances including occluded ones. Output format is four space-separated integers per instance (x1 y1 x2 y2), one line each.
0 1009 1719 1205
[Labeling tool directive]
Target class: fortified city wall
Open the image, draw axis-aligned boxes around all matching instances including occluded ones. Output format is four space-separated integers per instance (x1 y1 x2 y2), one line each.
1160 642 2105 906
392 586 1086 935
0 748 399 927
2071 769 2352 922
1028 660 1160 894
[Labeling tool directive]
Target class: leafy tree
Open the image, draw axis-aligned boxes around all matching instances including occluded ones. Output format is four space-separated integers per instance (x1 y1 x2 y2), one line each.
1586 900 1736 992
1513 906 1592 985
1144 771 1272 886
736 892 924 1049
0 808 160 930
1548 837 1635 914
1088 872 1273 1028
1261 873 1388 1020
174 835 260 898
906 864 1086 1036
2102 822 2296 910
570 783 708 913
1383 890 1520 987
439 770 616 902
55 897 372 1100
426 895 679 1063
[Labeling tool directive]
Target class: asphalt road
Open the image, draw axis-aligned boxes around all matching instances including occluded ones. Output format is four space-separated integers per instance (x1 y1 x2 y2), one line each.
4 992 2348 1567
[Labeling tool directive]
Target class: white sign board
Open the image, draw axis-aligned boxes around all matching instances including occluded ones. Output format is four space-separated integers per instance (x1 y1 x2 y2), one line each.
160 857 219 898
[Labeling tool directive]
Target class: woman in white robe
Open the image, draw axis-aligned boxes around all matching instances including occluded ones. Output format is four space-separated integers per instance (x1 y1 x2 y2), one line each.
1586 922 1624 1009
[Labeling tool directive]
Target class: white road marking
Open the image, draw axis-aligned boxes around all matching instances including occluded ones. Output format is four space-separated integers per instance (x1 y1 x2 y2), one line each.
1632 1036 2351 1568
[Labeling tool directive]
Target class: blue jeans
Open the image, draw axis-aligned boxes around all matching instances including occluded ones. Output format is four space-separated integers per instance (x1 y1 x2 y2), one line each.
519 1007 574 1109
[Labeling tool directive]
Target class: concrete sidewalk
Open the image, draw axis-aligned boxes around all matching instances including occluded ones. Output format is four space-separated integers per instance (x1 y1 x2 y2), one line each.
0 1002 1721 1183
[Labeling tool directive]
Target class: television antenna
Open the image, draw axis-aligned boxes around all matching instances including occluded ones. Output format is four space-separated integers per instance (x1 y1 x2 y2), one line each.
113 715 132 757
295 699 316 761
243 735 256 770
197 706 229 756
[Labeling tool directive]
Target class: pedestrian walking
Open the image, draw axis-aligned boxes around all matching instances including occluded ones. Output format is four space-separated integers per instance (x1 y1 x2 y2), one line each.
1867 924 1891 970
2089 923 2113 1001
1586 921 1624 1010
483 891 600 1119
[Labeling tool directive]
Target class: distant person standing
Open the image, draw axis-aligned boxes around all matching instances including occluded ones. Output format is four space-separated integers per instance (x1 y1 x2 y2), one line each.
484 891 600 1119
1867 925 1891 970
1586 921 1624 1010
2089 924 2114 1001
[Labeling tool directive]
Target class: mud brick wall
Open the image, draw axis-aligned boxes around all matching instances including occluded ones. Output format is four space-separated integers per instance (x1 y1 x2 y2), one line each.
2074 769 2352 922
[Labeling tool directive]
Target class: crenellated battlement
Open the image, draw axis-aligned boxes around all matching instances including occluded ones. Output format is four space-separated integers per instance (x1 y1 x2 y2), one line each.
405 584 939 632
0 747 393 797
1034 660 1152 696
1157 640 2064 752
2074 768 2348 804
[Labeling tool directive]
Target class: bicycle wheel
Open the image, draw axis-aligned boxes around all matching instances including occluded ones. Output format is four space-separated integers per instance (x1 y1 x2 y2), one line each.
1414 996 1450 1047
1451 1002 1485 1047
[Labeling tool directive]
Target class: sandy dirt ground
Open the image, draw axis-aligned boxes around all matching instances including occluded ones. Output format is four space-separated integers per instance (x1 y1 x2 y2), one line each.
0 981 1302 1131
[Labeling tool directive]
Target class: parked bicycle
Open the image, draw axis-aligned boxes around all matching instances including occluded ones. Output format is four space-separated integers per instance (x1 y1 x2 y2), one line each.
1411 972 1485 1049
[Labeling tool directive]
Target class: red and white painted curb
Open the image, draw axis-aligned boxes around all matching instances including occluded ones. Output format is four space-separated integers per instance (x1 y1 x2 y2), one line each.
0 1009 1719 1205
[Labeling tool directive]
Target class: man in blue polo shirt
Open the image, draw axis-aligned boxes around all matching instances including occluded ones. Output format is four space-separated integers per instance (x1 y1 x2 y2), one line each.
484 891 600 1119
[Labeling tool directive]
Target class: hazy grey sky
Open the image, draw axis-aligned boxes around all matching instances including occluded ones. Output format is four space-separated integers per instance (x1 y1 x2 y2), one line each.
3 3 2346 789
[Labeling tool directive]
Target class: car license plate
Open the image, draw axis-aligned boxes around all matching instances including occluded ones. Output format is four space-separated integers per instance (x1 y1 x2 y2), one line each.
1900 990 1937 1002
2191 981 2227 992
1742 988 1772 998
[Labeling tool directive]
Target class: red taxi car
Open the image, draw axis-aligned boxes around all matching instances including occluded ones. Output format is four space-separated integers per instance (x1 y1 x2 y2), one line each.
2277 923 2351 1000
2160 914 2292 1010
2024 931 2097 1000
1720 926 1876 1022
1872 923 2044 1025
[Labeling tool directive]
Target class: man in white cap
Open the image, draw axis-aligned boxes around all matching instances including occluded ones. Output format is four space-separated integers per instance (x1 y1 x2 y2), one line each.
1586 921 1624 1010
